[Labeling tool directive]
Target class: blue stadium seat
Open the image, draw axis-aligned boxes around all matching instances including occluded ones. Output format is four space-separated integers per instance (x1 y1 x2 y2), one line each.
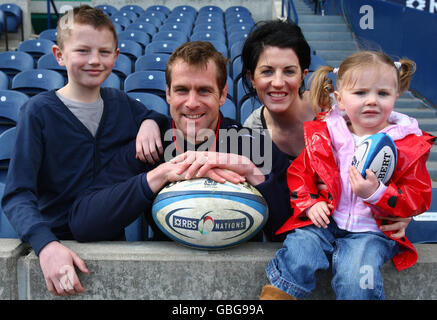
126 21 158 36
152 30 188 44
232 56 242 80
11 69 64 97
118 30 151 52
227 76 234 101
135 16 162 29
225 6 251 17
228 31 249 50
226 16 255 28
118 39 143 62
0 3 22 32
0 71 8 90
196 11 223 22
112 22 122 34
110 15 131 30
0 126 15 182
96 4 118 17
0 51 34 83
38 28 58 43
227 23 255 37
120 5 144 18
221 98 236 120
101 72 121 89
192 23 225 34
135 53 169 72
166 13 196 25
112 11 137 24
127 92 169 116
159 22 192 36
0 3 23 49
37 53 67 83
236 77 252 108
406 190 437 243
190 31 226 44
145 41 181 55
199 6 223 15
140 11 166 24
209 41 228 58
125 215 147 241
113 53 132 80
195 16 225 28
240 97 262 124
18 39 55 66
0 89 28 133
124 70 166 99
0 182 19 238
172 5 197 17
145 5 170 17
229 40 245 64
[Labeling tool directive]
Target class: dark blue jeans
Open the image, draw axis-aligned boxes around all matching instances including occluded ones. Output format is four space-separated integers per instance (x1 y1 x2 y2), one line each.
266 219 398 299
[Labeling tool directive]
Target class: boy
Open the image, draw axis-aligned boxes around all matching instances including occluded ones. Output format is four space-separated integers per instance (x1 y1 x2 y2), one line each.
1 5 165 296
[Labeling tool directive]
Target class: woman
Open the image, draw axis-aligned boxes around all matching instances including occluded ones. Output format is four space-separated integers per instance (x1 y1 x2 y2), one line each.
241 20 411 243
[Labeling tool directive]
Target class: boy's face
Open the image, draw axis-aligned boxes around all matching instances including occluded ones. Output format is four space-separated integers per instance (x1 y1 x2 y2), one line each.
166 59 228 144
53 23 119 91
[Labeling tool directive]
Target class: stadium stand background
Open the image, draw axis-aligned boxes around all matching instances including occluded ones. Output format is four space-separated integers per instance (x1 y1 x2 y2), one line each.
0 0 436 300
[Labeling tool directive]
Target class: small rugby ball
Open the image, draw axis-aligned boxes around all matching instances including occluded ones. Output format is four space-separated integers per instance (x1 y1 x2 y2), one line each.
151 178 268 250
351 132 397 184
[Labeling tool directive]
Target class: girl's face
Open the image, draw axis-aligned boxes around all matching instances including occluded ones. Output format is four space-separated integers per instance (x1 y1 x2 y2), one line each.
249 46 308 114
334 64 399 136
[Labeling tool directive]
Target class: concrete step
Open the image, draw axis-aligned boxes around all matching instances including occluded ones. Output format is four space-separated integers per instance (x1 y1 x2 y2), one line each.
300 23 350 32
312 49 356 60
308 40 358 51
417 118 437 132
394 107 437 119
427 161 437 179
304 31 353 41
298 14 345 24
5 240 437 300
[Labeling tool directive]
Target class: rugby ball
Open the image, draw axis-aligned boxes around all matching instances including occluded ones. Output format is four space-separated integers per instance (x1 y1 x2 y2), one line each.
151 178 268 250
351 132 397 184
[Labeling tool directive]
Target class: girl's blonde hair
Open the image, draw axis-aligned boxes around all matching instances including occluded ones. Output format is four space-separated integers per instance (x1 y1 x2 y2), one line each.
309 51 416 116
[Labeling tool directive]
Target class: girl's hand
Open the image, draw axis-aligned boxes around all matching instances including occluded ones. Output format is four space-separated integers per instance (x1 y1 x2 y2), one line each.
375 215 412 239
307 201 333 228
349 166 380 199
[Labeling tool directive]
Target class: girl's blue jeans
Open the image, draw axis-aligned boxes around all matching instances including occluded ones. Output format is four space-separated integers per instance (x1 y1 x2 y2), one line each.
266 219 398 300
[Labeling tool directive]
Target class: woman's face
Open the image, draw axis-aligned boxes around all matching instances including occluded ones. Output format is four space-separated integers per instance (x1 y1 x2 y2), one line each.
249 46 308 114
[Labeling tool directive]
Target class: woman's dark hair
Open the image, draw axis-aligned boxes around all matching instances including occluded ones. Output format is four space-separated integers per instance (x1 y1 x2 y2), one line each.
241 19 311 97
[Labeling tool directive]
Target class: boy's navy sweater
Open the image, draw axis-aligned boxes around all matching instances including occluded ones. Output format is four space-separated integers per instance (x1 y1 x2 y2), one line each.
69 115 292 242
1 88 167 255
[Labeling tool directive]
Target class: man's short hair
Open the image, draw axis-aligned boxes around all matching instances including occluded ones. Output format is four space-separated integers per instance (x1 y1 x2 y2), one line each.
57 5 118 50
166 41 228 94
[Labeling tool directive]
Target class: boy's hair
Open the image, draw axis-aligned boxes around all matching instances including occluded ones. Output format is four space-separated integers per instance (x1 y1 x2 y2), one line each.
309 51 416 115
241 19 311 98
166 41 228 94
56 5 118 50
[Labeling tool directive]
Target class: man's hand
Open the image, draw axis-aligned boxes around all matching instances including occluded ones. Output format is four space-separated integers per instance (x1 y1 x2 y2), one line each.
171 151 265 186
136 119 163 165
39 241 89 296
375 215 412 239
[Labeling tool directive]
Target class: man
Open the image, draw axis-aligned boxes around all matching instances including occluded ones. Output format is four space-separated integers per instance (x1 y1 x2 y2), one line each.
69 41 289 242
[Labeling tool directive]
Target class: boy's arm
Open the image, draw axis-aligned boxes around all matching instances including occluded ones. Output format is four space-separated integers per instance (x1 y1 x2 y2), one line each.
129 97 169 164
69 140 155 242
1 108 58 256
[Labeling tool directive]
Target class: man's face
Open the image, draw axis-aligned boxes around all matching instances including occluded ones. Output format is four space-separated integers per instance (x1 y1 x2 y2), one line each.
167 59 227 144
